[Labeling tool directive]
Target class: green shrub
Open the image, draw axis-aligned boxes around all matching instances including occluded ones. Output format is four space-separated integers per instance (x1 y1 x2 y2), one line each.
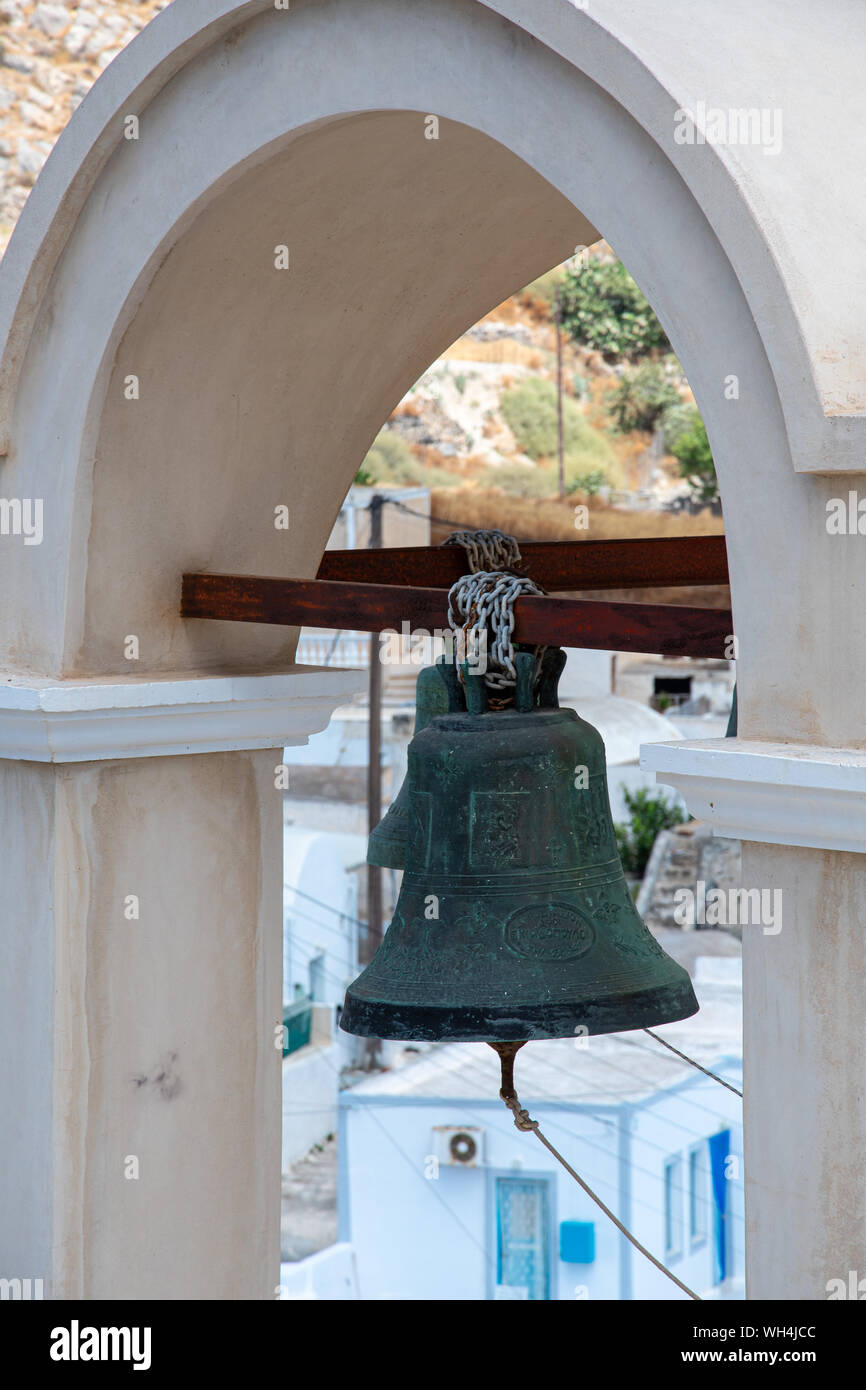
608 359 682 434
614 786 686 878
669 414 719 505
660 401 701 453
362 430 415 478
560 259 670 361
566 468 606 496
500 377 612 477
359 430 455 488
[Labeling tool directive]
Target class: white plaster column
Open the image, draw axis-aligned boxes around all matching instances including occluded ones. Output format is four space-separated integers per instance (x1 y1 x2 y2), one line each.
643 738 866 1300
0 668 361 1300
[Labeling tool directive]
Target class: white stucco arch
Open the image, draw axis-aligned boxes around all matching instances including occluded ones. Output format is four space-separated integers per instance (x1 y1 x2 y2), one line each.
3 0 866 1300
3 0 865 740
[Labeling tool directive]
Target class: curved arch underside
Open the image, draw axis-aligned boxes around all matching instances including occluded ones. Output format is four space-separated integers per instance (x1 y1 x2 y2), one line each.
0 0 864 742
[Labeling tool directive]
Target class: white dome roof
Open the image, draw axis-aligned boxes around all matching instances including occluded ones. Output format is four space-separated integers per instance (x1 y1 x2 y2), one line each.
562 694 681 765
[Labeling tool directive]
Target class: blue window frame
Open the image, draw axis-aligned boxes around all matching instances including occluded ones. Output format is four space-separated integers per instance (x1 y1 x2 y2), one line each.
663 1155 683 1262
689 1143 709 1249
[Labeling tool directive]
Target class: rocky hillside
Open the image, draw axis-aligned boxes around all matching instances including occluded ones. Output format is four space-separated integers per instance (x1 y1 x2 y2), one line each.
0 0 169 246
373 275 705 518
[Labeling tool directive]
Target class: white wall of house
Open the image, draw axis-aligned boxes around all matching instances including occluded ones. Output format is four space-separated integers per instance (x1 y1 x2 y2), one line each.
283 829 363 1011
339 1062 743 1301
628 1062 744 1299
281 833 365 1166
282 1007 340 1170
280 1244 361 1301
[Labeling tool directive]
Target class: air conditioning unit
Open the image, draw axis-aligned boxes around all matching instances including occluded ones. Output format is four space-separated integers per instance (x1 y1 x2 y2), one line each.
434 1125 485 1167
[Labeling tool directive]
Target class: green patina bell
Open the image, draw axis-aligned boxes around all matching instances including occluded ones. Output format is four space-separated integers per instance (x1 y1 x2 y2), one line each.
342 648 698 1043
367 660 454 868
368 649 565 868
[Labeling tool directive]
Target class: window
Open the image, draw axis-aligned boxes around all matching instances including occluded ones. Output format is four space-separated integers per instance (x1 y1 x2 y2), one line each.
495 1177 551 1300
652 675 692 711
689 1143 709 1248
664 1156 683 1261
309 953 326 1003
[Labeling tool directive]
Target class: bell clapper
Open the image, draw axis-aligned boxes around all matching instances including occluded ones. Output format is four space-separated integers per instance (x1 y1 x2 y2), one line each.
488 1041 538 1133
488 1039 525 1100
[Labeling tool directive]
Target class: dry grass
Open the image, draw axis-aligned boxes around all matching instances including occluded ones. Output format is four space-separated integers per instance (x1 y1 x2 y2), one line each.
440 338 543 367
429 491 728 607
430 489 724 545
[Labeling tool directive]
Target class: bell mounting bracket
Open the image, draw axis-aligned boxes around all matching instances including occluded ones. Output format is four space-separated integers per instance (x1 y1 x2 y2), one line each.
180 535 732 658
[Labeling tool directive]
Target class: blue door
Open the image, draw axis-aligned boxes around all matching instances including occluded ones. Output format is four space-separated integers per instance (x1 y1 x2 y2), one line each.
495 1177 551 1300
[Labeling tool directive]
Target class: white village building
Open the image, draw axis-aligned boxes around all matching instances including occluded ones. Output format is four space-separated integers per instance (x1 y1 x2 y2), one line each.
331 959 742 1301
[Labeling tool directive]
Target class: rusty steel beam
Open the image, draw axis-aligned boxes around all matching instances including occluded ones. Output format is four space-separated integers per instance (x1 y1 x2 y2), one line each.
182 572 733 658
316 534 729 591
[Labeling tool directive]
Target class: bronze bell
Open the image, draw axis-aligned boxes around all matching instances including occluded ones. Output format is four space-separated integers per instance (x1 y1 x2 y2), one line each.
368 649 564 867
367 661 452 869
341 648 697 1042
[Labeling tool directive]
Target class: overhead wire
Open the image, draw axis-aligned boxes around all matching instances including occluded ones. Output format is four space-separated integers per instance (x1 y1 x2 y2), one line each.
281 992 742 1265
412 1044 743 1253
283 496 741 1290
291 1010 734 1293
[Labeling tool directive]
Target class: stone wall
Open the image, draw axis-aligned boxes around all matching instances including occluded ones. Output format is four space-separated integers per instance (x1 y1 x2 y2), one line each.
0 0 169 244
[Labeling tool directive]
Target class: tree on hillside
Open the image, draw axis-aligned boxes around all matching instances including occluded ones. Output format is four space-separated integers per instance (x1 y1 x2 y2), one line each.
560 258 670 362
669 412 719 505
607 358 682 434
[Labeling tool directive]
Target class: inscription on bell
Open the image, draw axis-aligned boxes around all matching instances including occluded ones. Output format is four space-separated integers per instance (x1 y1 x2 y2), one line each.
504 903 595 962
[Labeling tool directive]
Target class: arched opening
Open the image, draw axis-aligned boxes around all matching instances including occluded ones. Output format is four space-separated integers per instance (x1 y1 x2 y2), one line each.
3 0 862 1304
1 0 803 738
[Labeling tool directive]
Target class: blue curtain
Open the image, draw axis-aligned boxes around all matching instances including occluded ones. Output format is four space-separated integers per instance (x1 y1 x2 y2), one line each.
495 1178 550 1299
708 1130 731 1283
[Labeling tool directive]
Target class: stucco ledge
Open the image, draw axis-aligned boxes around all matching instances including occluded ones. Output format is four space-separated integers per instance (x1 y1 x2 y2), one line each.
641 738 866 853
0 667 364 762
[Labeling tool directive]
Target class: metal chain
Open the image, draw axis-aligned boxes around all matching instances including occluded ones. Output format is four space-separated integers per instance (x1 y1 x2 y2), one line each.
442 528 522 575
447 570 545 692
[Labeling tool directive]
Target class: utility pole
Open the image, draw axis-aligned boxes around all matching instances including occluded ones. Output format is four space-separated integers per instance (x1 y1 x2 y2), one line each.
556 282 565 501
363 492 385 1072
366 492 384 959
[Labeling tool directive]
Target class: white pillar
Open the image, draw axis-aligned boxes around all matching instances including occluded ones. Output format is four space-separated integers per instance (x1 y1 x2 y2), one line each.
0 668 361 1299
643 737 866 1299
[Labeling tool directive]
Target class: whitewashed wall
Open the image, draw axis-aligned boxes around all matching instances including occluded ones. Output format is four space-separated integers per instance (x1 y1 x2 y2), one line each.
282 1037 340 1171
340 1068 744 1301
628 1059 744 1299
